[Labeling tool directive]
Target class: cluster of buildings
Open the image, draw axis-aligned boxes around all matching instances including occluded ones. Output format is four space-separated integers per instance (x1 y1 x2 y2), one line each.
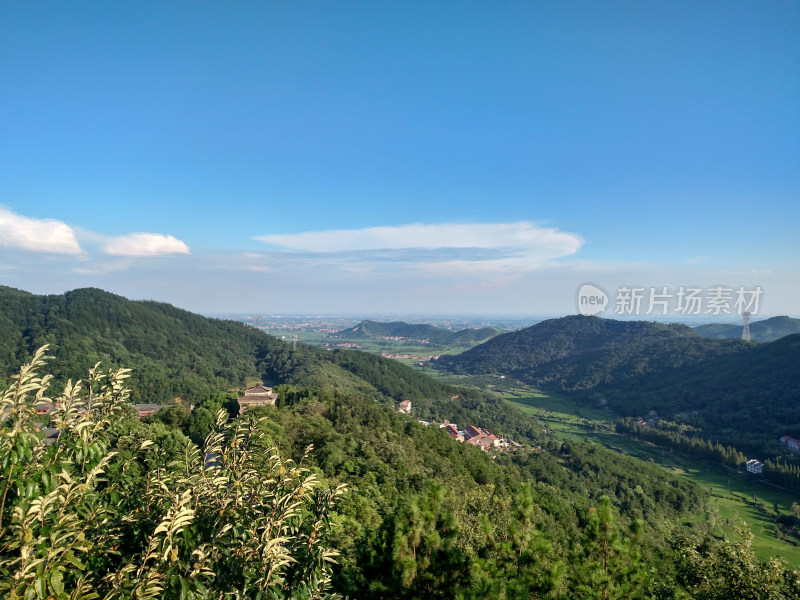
635 411 660 427
378 336 430 344
33 400 163 420
398 400 521 453
442 423 521 452
381 353 440 360
135 384 278 417
321 342 363 349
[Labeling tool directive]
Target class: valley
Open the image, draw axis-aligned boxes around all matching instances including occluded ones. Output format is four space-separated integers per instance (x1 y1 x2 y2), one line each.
228 315 520 360
421 363 800 565
2 286 798 597
505 386 800 564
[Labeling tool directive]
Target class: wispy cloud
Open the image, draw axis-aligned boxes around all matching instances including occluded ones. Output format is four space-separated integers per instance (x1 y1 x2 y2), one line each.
255 222 583 272
102 233 190 257
0 207 83 254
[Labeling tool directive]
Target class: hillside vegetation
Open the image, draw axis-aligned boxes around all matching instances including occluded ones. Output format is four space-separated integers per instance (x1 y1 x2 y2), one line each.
0 285 540 442
332 319 504 346
2 287 798 597
694 315 800 342
436 315 800 454
6 346 784 599
436 315 747 389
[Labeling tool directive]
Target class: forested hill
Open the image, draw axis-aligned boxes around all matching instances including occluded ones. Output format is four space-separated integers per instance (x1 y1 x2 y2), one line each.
436 314 800 452
436 315 748 390
2 341 723 599
3 287 797 596
0 286 304 398
605 333 800 452
693 315 800 342
0 286 438 402
332 319 504 345
0 286 540 440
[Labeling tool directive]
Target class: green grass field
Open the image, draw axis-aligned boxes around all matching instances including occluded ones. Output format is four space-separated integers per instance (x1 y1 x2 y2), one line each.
264 329 476 358
506 390 800 567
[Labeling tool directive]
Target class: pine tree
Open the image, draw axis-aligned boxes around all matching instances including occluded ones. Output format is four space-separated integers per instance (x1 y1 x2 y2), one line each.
568 497 648 600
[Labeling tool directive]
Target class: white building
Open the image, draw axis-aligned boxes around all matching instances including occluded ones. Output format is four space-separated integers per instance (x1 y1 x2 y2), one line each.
746 459 764 474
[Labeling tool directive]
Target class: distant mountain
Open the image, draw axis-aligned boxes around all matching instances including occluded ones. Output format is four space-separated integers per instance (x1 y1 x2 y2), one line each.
693 315 800 342
332 319 504 346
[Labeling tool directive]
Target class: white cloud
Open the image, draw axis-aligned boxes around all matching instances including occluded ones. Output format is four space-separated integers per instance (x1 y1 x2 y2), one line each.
0 207 83 254
255 222 582 272
102 233 190 257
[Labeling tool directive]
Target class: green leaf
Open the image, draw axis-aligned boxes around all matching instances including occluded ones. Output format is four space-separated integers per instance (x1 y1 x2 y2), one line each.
50 569 64 595
63 551 85 570
35 575 45 599
179 577 190 600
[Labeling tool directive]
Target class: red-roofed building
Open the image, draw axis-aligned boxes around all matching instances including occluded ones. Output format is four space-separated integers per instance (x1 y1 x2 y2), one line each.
780 435 800 452
134 404 163 419
445 425 463 442
464 425 482 440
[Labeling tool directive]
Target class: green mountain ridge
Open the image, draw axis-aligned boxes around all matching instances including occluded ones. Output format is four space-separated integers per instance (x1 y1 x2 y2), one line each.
604 332 800 452
0 285 540 442
1 337 717 599
436 314 800 454
693 315 800 342
332 319 504 346
2 285 797 596
436 315 748 388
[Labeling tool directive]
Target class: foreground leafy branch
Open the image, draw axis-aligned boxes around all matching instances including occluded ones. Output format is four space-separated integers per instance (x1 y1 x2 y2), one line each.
0 346 344 599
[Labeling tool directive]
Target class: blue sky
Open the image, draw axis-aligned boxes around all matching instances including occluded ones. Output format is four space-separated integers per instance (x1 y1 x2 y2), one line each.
1 1 798 317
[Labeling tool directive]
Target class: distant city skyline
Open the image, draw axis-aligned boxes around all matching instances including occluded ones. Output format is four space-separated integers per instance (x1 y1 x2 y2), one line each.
1 2 798 316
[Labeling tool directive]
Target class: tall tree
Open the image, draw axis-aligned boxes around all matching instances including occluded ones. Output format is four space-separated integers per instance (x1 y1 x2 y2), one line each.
568 497 648 600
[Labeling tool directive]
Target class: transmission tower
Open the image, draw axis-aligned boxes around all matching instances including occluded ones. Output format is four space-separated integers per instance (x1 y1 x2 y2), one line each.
293 334 298 351
741 311 751 341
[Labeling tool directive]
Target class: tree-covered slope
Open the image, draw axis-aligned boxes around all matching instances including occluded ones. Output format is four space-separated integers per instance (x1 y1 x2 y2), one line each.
603 333 800 451
0 287 424 400
436 315 747 391
253 387 710 598
4 344 757 600
0 285 312 401
332 319 503 345
0 286 542 441
693 315 800 342
436 313 800 453
3 293 797 597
